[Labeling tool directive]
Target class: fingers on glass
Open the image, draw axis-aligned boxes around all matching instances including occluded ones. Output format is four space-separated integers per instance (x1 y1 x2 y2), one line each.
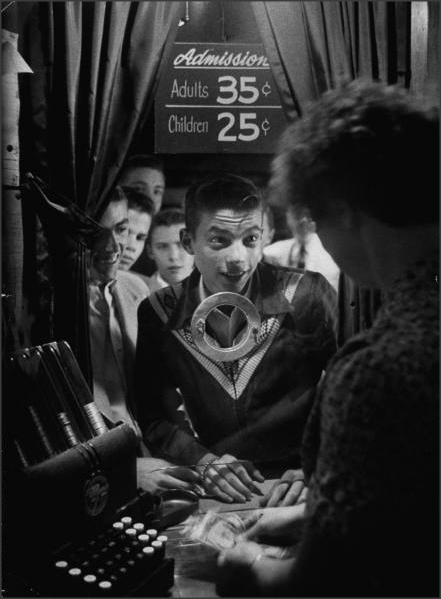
206 467 248 502
265 481 291 507
280 481 304 506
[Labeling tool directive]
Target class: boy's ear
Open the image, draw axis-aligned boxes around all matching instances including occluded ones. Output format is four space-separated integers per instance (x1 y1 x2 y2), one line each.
180 228 194 255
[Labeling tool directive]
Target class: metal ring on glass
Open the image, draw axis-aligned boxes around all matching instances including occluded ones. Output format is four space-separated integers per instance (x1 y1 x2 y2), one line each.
190 292 261 362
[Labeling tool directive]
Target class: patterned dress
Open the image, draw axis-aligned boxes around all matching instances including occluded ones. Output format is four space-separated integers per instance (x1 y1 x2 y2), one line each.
300 254 439 595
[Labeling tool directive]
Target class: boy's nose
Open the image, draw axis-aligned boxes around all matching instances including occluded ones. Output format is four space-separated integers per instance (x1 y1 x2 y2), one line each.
94 229 118 254
106 231 119 253
226 242 246 265
125 235 137 253
169 246 180 261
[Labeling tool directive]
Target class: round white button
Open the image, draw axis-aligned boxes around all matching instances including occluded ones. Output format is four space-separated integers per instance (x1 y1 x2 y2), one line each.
68 568 81 576
125 528 137 537
138 534 150 544
99 581 112 589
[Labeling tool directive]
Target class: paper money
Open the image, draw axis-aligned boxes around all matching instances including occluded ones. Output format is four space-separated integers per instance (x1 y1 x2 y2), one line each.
182 509 298 559
182 510 245 551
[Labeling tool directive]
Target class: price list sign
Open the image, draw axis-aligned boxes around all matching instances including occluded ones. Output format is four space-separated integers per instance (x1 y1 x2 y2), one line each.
155 43 287 154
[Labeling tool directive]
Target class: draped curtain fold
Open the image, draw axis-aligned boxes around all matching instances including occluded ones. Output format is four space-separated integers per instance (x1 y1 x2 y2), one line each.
17 1 182 378
251 1 413 344
25 1 182 216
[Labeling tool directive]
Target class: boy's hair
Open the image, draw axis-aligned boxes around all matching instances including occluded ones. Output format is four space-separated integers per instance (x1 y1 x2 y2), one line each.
184 174 263 234
148 208 186 242
270 79 439 226
264 204 275 231
121 186 154 216
121 154 164 176
96 185 126 221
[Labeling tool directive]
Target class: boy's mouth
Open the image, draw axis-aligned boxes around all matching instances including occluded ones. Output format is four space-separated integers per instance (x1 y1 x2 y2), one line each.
96 252 119 265
222 270 248 280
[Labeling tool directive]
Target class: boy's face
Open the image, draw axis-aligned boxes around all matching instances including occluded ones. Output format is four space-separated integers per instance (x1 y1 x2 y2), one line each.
91 199 128 282
184 207 264 294
119 167 165 213
119 208 152 271
148 223 194 285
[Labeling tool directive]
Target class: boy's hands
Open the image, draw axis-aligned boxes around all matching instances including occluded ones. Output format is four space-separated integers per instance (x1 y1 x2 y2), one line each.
259 468 307 507
197 453 265 503
136 457 200 494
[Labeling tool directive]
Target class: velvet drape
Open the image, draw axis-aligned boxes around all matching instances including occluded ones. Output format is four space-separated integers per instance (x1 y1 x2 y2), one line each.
20 1 183 217
251 1 420 344
17 1 182 378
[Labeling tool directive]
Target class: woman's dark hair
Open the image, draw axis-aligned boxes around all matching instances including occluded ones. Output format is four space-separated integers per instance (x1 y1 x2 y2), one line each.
185 174 263 234
270 79 439 226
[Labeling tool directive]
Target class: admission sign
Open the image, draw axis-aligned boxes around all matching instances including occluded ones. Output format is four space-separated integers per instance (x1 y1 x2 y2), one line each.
155 43 287 153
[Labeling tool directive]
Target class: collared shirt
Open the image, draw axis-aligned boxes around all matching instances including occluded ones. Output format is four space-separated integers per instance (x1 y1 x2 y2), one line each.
263 233 340 292
156 272 169 290
89 278 141 436
135 262 338 474
144 271 170 294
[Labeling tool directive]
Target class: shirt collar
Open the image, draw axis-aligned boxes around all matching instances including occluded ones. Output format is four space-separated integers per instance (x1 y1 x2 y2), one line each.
156 272 169 289
167 261 294 330
89 276 117 293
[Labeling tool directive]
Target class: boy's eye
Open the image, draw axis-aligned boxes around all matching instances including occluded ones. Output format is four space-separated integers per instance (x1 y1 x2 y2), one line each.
244 234 260 245
209 236 227 245
116 225 128 234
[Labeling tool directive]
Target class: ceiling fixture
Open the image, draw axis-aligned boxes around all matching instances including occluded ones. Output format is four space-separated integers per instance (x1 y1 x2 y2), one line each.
178 1 190 27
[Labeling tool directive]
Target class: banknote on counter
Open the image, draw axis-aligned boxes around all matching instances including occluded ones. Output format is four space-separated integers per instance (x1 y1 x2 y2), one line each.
182 510 244 550
182 509 296 558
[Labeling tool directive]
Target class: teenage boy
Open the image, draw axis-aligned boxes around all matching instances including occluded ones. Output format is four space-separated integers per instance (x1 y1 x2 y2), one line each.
135 174 337 502
146 208 194 292
89 187 200 493
118 187 154 273
89 187 149 439
118 154 165 214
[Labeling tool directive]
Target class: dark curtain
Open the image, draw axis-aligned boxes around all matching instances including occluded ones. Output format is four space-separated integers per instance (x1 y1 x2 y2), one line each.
17 1 182 379
20 1 183 215
251 1 418 344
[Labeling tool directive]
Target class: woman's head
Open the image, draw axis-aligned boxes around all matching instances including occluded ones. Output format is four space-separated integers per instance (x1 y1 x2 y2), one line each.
270 80 439 287
270 80 439 228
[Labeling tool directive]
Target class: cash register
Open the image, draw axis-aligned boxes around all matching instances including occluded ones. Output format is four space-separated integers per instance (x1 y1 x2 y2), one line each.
2 341 175 597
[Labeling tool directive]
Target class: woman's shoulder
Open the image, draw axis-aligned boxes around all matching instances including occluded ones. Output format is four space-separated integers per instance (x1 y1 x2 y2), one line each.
323 328 438 421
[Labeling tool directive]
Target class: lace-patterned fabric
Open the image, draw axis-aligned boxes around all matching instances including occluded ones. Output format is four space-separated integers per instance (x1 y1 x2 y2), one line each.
301 254 439 593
